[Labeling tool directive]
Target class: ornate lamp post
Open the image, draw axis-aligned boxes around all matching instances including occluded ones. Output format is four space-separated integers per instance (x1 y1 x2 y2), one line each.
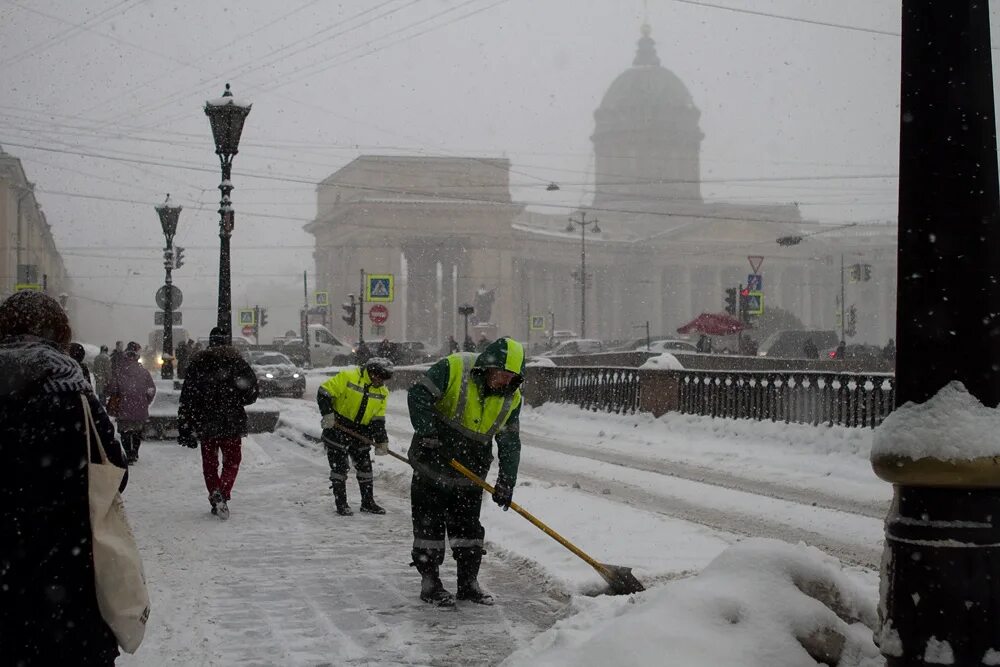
155 194 181 379
204 83 251 343
458 304 475 350
565 211 600 338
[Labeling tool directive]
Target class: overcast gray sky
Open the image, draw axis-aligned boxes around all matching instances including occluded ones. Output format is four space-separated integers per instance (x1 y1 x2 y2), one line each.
0 0 989 343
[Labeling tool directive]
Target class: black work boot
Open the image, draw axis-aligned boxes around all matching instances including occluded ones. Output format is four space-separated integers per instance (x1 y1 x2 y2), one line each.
456 555 494 605
417 564 455 607
359 482 386 514
331 481 353 516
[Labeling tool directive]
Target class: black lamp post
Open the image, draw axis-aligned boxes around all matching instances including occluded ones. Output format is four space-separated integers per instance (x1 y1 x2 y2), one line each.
565 211 600 338
458 304 475 350
155 194 181 380
204 83 251 343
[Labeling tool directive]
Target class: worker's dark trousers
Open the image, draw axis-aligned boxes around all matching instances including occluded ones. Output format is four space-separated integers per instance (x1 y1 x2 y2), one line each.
410 471 486 573
325 440 374 502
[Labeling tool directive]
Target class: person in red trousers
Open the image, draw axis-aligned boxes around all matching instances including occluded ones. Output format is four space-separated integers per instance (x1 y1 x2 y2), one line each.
177 327 258 520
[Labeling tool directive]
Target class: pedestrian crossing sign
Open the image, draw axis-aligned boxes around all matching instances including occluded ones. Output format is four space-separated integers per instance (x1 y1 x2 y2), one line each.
746 291 764 315
366 274 394 303
530 315 546 331
238 308 256 326
314 291 329 307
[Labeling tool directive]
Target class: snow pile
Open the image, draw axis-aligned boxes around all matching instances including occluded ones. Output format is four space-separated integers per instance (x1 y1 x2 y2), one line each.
527 356 557 367
503 539 882 667
872 380 1000 461
639 352 683 370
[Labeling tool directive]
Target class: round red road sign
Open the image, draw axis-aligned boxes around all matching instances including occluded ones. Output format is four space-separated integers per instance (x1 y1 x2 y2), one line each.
241 325 255 337
368 304 388 325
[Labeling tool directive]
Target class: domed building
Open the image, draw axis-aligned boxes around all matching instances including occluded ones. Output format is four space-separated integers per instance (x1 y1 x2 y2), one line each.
307 25 896 349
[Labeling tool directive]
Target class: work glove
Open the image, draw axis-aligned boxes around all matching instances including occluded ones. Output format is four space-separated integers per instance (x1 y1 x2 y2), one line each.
412 434 441 449
321 413 337 429
492 479 514 511
374 441 389 456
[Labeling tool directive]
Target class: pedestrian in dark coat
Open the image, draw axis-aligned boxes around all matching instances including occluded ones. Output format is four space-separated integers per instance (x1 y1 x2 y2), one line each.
0 290 128 666
109 340 125 378
802 338 819 359
93 345 112 400
178 327 259 519
106 345 156 464
69 342 93 385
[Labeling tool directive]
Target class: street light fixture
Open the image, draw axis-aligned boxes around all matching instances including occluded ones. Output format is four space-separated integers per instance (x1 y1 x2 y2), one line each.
566 211 601 338
458 304 475 350
155 194 182 379
204 83 251 343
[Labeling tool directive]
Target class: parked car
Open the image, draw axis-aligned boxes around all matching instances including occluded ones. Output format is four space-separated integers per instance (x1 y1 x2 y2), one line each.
546 330 579 348
373 340 435 366
244 351 306 398
757 330 839 359
611 335 688 352
821 343 886 362
646 339 699 354
541 338 605 356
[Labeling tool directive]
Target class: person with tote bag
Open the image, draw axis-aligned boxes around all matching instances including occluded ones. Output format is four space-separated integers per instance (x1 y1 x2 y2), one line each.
0 291 150 664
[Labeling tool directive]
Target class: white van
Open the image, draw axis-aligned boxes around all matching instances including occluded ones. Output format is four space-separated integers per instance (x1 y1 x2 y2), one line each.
307 324 354 367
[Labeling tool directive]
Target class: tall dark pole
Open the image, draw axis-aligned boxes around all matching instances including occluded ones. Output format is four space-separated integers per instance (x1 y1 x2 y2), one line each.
873 3 1000 665
567 212 600 338
204 84 251 345
358 269 365 347
155 195 181 380
839 254 846 342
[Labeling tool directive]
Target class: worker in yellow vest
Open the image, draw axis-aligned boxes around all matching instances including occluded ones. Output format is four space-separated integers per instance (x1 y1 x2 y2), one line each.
317 357 393 515
406 337 525 607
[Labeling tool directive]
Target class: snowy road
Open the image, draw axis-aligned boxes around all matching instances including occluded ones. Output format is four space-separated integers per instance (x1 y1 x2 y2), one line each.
119 435 567 666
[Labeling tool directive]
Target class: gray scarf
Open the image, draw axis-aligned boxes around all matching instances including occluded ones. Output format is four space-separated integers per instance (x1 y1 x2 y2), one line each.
0 336 90 397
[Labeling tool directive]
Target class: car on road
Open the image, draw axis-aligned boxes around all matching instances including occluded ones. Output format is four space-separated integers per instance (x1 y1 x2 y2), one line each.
757 330 839 359
541 338 605 356
645 339 699 354
244 351 306 398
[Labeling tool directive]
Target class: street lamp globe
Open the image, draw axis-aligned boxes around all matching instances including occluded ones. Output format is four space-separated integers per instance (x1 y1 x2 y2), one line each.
204 83 252 157
155 193 182 243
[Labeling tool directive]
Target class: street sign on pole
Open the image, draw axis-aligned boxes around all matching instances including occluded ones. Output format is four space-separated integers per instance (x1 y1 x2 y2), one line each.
154 311 182 325
746 274 763 291
746 291 764 315
314 291 329 307
368 303 389 325
530 315 545 331
156 284 183 309
747 256 764 274
241 325 255 337
366 274 394 303
238 308 256 326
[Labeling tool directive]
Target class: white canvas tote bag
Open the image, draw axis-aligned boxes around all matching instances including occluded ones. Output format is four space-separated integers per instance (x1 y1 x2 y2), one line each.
81 394 151 653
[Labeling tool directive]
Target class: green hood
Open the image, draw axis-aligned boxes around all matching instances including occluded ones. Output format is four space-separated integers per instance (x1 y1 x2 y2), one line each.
473 337 525 376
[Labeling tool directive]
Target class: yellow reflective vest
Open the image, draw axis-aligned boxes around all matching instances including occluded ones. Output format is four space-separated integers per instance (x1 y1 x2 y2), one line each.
318 366 388 426
433 353 521 443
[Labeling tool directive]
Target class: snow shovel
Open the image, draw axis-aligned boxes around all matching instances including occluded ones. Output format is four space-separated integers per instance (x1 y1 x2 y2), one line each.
448 458 645 596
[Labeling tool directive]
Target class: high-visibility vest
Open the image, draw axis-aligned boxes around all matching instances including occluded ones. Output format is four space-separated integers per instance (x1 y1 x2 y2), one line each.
433 353 521 443
319 367 388 425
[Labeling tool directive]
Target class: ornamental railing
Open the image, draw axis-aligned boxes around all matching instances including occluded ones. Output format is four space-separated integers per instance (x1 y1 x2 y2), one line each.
547 366 641 415
675 370 895 428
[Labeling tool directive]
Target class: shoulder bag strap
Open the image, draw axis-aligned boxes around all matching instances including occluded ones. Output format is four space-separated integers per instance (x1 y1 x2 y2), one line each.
80 394 107 465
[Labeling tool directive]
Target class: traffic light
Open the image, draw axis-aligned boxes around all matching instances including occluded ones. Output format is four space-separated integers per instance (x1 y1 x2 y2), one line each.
739 288 752 324
342 295 356 326
850 263 862 282
724 288 737 315
259 307 268 328
174 246 185 269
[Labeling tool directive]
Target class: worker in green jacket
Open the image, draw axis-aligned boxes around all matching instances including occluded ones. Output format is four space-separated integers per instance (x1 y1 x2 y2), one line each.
406 337 525 607
318 357 393 516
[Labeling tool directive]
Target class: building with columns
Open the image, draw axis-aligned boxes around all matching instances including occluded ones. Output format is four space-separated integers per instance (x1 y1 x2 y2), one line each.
307 26 897 349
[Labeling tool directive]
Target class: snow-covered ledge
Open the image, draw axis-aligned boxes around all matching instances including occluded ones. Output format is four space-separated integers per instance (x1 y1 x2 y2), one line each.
871 381 1000 486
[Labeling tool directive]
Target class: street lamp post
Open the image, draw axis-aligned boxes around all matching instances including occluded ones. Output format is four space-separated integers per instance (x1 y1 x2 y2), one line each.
204 83 251 343
155 194 181 380
458 304 475 350
566 211 600 338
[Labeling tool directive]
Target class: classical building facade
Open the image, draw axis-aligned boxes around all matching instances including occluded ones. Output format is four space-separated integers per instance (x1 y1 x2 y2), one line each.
307 26 897 348
0 146 70 301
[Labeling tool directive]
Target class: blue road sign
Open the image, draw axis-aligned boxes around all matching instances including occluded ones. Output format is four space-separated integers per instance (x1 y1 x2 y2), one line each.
747 274 763 291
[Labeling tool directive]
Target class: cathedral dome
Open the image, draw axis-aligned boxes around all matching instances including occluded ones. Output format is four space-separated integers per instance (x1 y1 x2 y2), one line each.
598 25 695 114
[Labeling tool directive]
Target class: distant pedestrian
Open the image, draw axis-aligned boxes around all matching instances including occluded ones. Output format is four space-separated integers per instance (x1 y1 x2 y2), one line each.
883 338 896 362
802 338 819 359
463 335 475 352
110 340 126 378
68 342 92 385
447 335 459 354
833 340 846 360
476 334 490 352
93 344 112 400
0 290 131 665
696 334 709 353
178 327 259 520
107 342 156 465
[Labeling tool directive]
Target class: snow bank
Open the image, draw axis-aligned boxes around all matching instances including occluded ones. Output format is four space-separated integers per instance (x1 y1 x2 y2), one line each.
639 352 683 370
527 356 557 368
502 539 882 667
872 381 1000 461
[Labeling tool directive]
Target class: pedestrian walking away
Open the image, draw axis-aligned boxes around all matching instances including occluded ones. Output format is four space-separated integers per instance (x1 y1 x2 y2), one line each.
318 357 393 516
68 342 93 386
178 327 259 520
406 336 526 607
93 344 112 401
0 291 132 665
106 342 156 465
